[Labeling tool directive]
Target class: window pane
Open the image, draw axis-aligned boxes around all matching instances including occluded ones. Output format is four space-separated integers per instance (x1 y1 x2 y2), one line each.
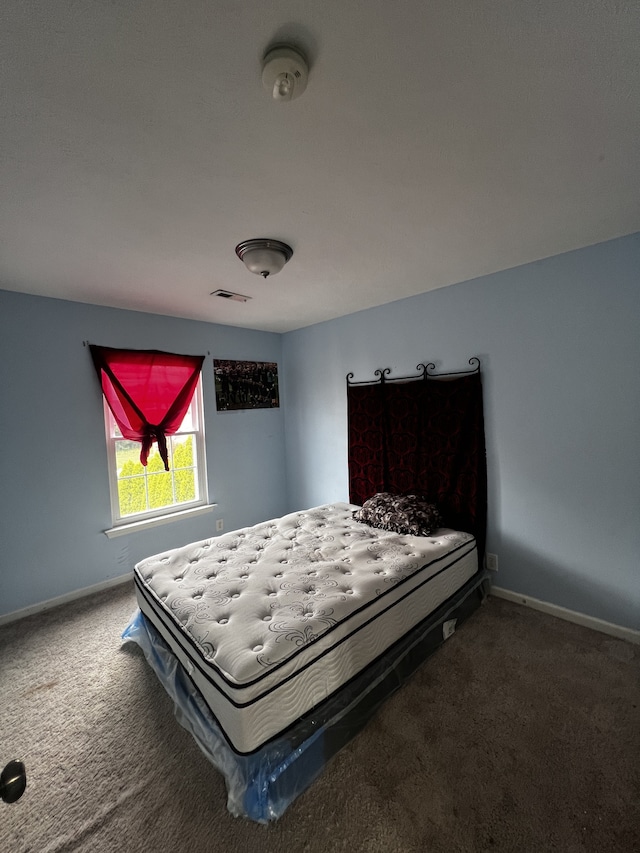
178 403 195 432
145 446 172 471
171 434 194 468
115 440 144 475
147 471 174 509
175 468 196 503
118 476 146 517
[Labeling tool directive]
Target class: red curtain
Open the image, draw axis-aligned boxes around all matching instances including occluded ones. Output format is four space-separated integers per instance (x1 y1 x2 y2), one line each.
348 372 487 556
90 346 205 471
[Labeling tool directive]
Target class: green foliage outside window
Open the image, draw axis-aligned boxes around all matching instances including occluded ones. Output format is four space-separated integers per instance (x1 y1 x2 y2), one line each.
117 435 196 517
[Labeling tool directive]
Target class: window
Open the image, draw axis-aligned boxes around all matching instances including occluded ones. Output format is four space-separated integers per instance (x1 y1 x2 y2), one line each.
89 345 211 535
104 378 209 529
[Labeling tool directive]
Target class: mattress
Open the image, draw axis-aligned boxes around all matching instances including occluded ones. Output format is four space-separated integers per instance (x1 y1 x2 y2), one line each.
134 502 478 754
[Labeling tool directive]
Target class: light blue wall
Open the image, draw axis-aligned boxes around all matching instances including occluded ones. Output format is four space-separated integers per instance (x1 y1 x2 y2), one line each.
282 233 640 631
0 291 287 616
2 234 639 629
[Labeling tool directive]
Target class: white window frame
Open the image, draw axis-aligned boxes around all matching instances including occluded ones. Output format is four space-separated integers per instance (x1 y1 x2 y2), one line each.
103 378 211 536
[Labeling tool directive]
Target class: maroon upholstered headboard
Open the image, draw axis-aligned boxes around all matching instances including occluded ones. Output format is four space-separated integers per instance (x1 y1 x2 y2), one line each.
347 359 487 558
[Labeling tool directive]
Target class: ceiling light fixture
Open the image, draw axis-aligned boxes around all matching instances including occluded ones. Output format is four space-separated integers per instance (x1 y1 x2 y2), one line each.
262 46 309 102
235 239 293 279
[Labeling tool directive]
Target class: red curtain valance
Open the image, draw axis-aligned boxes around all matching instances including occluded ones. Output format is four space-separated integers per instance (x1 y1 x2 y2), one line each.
90 346 205 471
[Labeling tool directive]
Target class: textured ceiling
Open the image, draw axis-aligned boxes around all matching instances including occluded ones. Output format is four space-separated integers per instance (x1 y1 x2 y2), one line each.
1 1 639 332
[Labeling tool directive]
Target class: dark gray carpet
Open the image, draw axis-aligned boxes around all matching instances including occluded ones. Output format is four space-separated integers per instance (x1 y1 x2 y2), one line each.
1 583 638 852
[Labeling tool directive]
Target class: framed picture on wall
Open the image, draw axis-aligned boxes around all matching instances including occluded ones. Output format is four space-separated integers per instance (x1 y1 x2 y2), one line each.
213 359 279 411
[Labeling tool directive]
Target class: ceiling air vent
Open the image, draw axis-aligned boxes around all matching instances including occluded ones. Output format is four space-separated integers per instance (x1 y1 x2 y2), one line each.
210 289 251 303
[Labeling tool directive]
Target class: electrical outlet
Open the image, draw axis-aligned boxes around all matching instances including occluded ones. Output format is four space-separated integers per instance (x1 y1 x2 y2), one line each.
486 553 499 571
216 519 224 533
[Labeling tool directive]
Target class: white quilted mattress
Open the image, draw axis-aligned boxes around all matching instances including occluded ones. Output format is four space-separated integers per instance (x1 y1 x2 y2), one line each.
134 502 477 754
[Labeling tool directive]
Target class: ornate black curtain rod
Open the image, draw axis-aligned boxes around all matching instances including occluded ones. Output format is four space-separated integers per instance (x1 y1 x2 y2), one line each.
346 357 481 386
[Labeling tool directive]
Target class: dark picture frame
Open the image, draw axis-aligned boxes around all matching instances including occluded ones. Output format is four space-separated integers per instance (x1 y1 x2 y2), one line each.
213 359 279 411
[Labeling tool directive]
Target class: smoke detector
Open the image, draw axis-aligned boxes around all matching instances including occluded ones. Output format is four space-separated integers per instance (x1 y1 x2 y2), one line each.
262 46 308 102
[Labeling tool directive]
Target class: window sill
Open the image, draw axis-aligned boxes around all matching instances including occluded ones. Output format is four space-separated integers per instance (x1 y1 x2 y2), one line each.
104 504 217 539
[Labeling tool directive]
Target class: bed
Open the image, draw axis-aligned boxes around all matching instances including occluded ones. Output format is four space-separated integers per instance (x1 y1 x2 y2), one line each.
123 358 488 821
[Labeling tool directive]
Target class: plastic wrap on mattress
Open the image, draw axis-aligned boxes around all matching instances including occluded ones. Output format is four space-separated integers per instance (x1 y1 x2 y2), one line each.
122 570 489 822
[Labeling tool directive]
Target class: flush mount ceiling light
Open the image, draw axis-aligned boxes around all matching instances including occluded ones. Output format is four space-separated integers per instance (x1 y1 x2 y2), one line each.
262 45 308 102
235 239 293 278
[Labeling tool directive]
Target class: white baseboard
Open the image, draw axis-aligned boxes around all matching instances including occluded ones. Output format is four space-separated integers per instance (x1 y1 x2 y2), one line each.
491 586 640 645
0 572 134 627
